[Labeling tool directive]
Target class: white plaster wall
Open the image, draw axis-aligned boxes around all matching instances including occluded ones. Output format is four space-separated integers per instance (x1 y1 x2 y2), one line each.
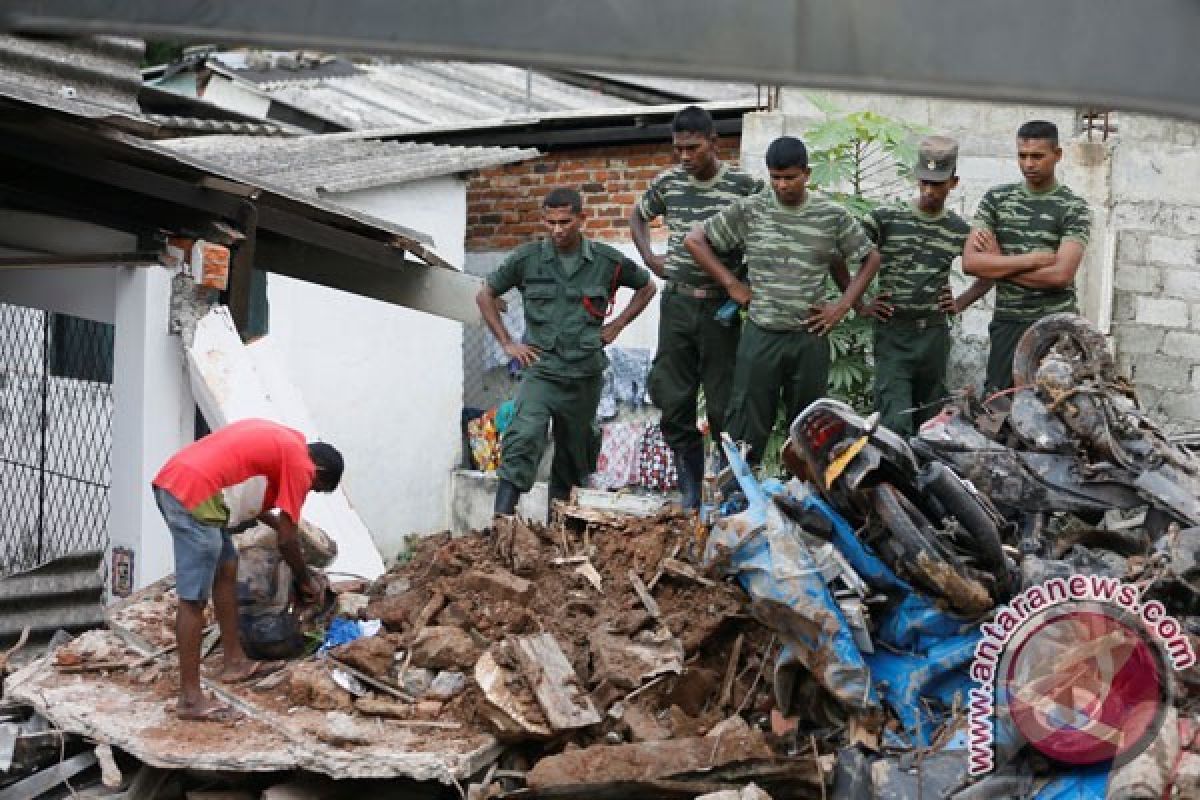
266 176 466 562
0 266 117 324
109 265 195 589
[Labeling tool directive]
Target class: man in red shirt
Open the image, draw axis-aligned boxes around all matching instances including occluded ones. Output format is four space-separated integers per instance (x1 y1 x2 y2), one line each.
152 418 343 721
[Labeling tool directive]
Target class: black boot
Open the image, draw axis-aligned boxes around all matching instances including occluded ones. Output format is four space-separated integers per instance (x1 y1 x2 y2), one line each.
494 479 521 516
674 443 706 511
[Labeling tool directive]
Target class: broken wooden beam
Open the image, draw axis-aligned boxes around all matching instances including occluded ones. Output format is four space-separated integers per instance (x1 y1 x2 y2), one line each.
510 634 600 732
526 728 772 791
628 570 661 620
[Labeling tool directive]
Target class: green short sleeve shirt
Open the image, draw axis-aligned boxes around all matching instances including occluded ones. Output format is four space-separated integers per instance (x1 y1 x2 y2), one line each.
704 189 873 330
972 182 1092 320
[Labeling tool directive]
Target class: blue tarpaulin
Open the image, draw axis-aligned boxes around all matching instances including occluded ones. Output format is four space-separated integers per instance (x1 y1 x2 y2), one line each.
706 440 879 712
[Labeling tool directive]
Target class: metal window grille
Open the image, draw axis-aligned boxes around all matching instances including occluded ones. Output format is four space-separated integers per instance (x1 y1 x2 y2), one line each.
0 303 114 578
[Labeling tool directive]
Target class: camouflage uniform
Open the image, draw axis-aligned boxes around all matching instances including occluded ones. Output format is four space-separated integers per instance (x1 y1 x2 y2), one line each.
638 165 761 455
487 239 651 495
704 189 873 463
973 183 1092 390
864 203 969 435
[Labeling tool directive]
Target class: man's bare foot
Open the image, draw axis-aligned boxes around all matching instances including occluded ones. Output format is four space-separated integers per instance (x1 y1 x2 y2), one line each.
217 658 286 685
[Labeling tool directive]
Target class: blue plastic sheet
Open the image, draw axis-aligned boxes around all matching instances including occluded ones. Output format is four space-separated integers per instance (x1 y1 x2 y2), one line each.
1032 764 1110 799
319 616 363 653
864 631 982 747
877 592 976 653
706 440 879 712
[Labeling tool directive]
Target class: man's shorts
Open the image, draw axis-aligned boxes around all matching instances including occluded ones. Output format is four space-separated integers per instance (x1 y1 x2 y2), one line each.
153 486 237 603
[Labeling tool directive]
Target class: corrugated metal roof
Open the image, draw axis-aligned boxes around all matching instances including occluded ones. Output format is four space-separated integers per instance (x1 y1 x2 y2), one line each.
0 550 105 647
567 70 763 104
217 59 640 131
141 114 292 136
0 33 144 119
158 135 539 195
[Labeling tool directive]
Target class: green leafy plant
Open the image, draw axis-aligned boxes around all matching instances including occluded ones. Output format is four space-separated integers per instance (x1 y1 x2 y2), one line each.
806 96 930 412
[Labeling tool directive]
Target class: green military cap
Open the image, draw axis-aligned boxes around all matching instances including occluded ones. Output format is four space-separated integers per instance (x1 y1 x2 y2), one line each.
914 135 958 181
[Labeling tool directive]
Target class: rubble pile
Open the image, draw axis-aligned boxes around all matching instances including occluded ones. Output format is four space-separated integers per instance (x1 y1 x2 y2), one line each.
5 313 1200 799
353 508 824 797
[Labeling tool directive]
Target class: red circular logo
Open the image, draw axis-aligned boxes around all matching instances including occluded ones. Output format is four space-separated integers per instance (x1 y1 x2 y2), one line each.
1000 605 1169 767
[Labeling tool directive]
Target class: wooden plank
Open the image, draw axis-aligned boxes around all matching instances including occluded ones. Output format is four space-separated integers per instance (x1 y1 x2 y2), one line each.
627 570 661 620
510 634 600 732
717 633 744 710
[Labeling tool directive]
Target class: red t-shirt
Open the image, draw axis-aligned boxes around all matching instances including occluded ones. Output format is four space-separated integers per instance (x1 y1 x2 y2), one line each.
153 418 315 522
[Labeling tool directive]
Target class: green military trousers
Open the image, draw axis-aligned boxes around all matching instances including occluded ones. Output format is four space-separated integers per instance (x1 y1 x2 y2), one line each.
727 320 830 465
985 317 1036 393
498 369 604 494
648 290 741 452
873 316 951 437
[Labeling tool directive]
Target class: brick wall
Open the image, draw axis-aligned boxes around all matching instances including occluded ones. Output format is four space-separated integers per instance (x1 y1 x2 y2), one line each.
466 136 741 251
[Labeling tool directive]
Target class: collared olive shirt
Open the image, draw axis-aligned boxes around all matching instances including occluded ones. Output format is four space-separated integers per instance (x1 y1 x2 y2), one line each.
487 238 651 378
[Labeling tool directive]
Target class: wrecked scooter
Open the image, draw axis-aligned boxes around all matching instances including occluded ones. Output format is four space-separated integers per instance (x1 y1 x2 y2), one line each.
787 398 1010 615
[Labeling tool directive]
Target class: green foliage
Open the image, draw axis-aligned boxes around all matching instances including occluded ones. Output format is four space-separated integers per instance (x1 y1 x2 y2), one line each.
142 41 185 68
806 97 929 412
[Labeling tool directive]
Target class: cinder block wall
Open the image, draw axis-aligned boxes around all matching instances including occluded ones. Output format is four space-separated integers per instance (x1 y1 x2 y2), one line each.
1108 114 1200 425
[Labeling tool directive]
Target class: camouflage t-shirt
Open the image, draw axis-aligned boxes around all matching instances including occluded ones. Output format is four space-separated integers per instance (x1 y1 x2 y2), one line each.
704 189 874 331
637 163 762 287
863 202 970 314
972 182 1092 320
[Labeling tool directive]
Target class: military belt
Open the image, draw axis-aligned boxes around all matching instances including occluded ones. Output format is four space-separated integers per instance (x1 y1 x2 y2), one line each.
664 281 726 300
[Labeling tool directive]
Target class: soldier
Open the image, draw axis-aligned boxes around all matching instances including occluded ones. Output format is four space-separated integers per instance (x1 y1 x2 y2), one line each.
963 120 1092 392
630 105 761 509
861 135 993 435
478 188 656 516
684 136 882 466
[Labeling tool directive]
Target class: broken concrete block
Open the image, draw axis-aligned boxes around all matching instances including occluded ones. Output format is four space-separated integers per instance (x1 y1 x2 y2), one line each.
426 671 467 701
315 711 371 746
463 568 534 604
623 705 670 742
589 629 684 690
527 728 772 789
410 626 482 670
400 667 436 697
287 662 353 711
332 634 395 678
368 589 428 632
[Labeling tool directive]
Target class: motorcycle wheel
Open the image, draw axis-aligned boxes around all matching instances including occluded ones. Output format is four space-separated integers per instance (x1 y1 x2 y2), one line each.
918 461 1012 597
871 482 995 616
1012 312 1115 387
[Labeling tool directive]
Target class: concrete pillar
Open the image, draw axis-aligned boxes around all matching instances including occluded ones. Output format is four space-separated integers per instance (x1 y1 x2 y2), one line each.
108 264 194 594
